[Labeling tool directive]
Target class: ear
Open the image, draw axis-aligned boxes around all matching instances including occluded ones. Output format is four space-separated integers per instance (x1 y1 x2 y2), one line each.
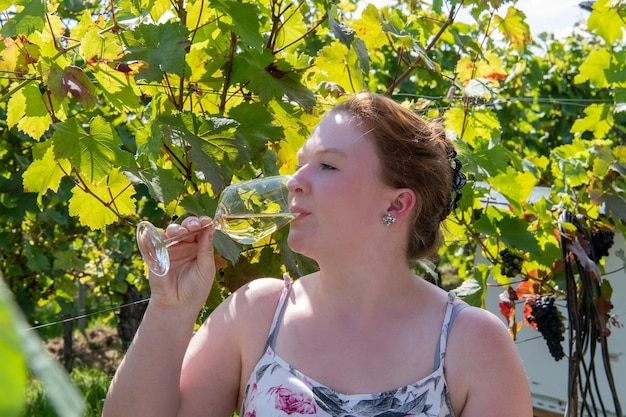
386 188 419 221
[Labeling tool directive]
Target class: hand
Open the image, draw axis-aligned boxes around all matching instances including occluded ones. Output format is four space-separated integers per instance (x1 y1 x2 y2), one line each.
148 216 217 311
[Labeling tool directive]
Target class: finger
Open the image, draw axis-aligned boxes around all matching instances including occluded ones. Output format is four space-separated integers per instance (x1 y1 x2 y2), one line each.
166 217 202 242
181 216 202 230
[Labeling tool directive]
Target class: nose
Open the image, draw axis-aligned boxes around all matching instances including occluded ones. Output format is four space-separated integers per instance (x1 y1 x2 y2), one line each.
287 169 309 194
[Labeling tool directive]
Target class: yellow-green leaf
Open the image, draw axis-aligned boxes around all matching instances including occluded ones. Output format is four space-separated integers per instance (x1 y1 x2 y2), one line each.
553 140 593 187
0 0 46 38
588 0 626 44
444 106 501 149
351 4 387 52
489 167 537 214
68 168 136 230
570 103 613 139
314 40 366 93
493 7 532 53
7 82 52 140
91 63 141 111
574 48 610 88
52 116 130 183
22 146 71 206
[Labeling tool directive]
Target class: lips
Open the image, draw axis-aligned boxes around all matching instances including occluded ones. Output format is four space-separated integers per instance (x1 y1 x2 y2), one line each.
290 206 309 220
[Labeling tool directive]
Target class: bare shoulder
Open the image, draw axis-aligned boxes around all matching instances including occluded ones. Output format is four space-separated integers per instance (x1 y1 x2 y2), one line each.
446 304 519 371
178 278 287 417
451 303 510 340
203 277 288 340
446 304 533 417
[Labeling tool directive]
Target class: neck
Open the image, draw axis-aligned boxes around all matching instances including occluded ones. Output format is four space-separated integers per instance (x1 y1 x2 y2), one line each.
311 254 422 318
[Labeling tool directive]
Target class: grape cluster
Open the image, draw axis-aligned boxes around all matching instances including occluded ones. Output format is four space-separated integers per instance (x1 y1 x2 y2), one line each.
499 249 523 277
527 297 565 361
590 228 615 261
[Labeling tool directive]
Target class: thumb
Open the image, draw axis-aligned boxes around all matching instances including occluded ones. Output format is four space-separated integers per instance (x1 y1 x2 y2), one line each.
196 219 217 277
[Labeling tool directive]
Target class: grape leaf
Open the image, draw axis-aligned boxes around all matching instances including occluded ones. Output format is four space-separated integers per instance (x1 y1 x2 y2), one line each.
124 159 186 206
454 277 484 307
22 146 71 206
47 64 98 109
80 26 124 62
24 243 50 273
489 167 536 214
232 49 316 109
157 113 243 192
229 102 283 154
351 4 388 52
213 232 243 265
52 250 87 271
574 49 610 88
211 0 264 51
0 0 46 37
329 12 356 47
497 215 540 255
612 146 626 176
588 0 625 44
493 6 531 53
0 35 41 75
68 168 137 230
313 40 366 94
459 140 508 179
7 82 52 140
570 103 613 139
277 237 319 278
456 52 506 85
125 22 191 82
589 187 626 222
52 116 131 183
591 145 615 177
91 63 142 111
444 106 501 149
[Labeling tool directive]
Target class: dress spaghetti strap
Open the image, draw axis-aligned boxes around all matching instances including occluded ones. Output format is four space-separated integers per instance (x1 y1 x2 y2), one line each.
266 273 293 349
434 291 468 369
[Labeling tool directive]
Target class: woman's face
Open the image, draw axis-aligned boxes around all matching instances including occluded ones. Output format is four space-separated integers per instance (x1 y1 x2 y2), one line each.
287 111 396 259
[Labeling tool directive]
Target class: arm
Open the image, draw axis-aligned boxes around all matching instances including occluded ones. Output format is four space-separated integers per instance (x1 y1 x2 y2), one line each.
447 307 533 417
103 216 232 417
177 278 286 416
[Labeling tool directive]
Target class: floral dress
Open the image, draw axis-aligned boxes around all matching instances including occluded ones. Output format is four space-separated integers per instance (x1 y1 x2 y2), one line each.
240 278 467 417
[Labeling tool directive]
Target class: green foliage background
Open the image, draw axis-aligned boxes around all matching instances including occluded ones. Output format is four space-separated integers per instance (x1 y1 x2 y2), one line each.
1 0 626 415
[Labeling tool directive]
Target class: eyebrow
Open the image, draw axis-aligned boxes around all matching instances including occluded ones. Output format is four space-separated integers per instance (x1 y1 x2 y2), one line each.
297 147 348 160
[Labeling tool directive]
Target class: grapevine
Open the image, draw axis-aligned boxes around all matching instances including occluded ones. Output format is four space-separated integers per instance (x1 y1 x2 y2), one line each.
499 248 524 278
526 297 565 361
590 228 615 262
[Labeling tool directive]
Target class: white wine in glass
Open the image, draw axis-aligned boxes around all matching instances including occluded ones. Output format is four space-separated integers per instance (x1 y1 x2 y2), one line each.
136 175 297 276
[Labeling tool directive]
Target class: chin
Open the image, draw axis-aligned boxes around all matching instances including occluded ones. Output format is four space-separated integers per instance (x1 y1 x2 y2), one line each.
287 232 313 258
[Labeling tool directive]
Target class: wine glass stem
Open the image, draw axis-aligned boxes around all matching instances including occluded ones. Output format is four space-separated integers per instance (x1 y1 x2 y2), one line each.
163 220 217 248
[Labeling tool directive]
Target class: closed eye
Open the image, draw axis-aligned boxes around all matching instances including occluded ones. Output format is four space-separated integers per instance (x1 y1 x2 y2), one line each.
320 163 336 170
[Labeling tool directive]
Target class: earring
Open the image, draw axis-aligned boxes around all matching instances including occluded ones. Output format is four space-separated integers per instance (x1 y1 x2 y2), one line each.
382 213 395 227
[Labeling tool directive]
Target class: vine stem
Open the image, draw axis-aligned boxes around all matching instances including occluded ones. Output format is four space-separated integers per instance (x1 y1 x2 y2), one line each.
55 161 131 225
219 31 238 114
385 4 458 95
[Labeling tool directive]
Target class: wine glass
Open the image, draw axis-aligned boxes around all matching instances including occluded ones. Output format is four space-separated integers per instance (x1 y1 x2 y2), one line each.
136 175 296 276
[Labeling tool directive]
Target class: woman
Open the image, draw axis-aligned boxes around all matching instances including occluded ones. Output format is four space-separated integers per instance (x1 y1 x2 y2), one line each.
103 93 533 417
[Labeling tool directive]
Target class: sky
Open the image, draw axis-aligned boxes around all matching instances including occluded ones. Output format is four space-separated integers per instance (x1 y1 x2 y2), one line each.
499 0 590 38
363 0 590 39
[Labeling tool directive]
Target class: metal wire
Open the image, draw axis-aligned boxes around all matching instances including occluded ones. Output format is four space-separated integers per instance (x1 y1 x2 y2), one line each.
27 298 150 331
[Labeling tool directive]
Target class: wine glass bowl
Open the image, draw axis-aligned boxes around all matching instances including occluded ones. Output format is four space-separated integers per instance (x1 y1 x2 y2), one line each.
136 175 296 276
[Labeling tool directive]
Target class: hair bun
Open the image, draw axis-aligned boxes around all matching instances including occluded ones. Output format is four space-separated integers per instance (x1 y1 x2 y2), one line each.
442 149 466 220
